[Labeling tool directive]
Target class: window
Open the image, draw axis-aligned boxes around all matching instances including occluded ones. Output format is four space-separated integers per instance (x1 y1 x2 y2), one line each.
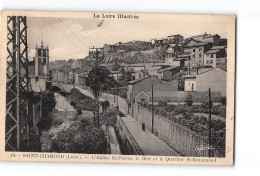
206 60 209 64
193 48 195 52
210 60 213 64
43 50 47 57
211 54 213 58
37 49 41 56
141 99 145 105
199 54 202 58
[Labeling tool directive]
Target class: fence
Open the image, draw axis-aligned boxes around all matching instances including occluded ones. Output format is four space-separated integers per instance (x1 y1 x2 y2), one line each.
132 103 209 157
101 91 224 157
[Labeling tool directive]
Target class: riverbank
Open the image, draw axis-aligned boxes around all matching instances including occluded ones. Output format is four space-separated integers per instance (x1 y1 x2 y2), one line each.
39 90 122 154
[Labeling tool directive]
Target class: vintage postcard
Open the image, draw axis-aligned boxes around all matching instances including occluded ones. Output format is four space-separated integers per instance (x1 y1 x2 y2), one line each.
0 10 235 165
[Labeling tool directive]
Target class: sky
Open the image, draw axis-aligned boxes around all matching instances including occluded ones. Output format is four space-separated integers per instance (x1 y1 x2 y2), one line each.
27 15 230 61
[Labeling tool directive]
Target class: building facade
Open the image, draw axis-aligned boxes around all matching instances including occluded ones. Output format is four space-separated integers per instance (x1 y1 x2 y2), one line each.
204 46 227 68
183 68 226 96
184 41 213 68
167 34 184 44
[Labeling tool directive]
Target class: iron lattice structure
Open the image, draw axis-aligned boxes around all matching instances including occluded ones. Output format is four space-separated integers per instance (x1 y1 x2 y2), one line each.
89 47 104 127
6 16 30 151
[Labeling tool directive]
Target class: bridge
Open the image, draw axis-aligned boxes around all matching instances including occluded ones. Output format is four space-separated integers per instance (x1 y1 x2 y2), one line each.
51 83 74 93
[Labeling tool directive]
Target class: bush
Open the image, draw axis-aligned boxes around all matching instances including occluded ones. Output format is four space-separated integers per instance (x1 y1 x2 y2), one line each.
70 101 76 107
221 97 226 106
37 114 53 131
100 108 118 126
186 94 193 107
51 125 109 154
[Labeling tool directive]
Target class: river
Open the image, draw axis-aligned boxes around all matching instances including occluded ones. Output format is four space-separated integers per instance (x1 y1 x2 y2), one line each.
40 91 121 154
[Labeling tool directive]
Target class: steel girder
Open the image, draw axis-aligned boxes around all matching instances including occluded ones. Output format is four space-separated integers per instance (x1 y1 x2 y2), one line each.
6 16 29 151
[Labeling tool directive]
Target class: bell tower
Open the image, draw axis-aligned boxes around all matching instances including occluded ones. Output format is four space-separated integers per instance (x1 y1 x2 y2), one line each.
34 40 49 80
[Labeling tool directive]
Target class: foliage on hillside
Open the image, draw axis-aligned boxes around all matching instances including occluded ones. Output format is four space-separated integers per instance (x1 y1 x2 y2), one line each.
67 88 96 111
100 107 118 126
51 122 109 154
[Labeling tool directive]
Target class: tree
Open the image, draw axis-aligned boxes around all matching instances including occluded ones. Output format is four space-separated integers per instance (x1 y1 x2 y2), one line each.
51 125 109 154
85 66 118 93
37 92 56 131
186 94 193 107
118 68 134 86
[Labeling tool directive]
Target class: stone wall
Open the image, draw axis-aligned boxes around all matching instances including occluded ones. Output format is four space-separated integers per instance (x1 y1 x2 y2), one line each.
132 103 209 157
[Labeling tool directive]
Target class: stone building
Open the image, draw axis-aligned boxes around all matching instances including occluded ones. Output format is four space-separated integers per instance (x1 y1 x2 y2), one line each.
28 41 50 93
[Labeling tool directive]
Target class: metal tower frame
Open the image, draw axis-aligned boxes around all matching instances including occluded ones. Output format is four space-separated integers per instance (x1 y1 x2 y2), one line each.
6 16 29 151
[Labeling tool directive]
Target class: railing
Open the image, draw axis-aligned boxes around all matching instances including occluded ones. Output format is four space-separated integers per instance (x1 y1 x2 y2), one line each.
116 115 144 155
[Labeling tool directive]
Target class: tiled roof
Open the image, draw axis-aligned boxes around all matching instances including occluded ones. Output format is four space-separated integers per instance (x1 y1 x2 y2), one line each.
168 34 183 37
146 67 161 71
210 46 226 50
160 66 179 72
109 70 120 74
128 76 148 84
205 49 220 54
204 34 219 38
99 63 115 67
154 63 171 67
189 68 214 75
190 33 207 38
183 75 196 79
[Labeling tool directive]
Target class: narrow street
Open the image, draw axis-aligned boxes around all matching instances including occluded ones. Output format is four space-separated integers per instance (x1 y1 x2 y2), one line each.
79 87 180 156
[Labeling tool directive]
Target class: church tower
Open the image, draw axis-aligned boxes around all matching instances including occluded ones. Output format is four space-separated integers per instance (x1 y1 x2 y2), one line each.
33 41 49 80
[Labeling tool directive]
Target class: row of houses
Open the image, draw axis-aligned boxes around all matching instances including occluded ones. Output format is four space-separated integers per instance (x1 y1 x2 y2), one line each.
102 33 227 82
126 67 226 112
51 58 89 87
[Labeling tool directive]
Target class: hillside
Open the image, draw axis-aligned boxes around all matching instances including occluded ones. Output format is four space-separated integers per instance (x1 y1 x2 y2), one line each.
102 47 166 64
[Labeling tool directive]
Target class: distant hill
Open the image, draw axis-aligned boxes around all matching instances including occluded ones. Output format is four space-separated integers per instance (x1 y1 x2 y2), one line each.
101 48 166 64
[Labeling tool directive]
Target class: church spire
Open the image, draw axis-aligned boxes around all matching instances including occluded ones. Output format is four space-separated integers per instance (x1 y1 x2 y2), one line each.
41 33 44 47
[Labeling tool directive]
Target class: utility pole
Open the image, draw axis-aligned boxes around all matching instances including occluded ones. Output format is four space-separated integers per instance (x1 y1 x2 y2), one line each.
208 88 212 157
117 86 119 111
151 84 154 134
89 47 104 128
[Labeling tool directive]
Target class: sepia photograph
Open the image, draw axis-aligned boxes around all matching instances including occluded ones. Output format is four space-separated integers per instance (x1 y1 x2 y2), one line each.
0 10 235 165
